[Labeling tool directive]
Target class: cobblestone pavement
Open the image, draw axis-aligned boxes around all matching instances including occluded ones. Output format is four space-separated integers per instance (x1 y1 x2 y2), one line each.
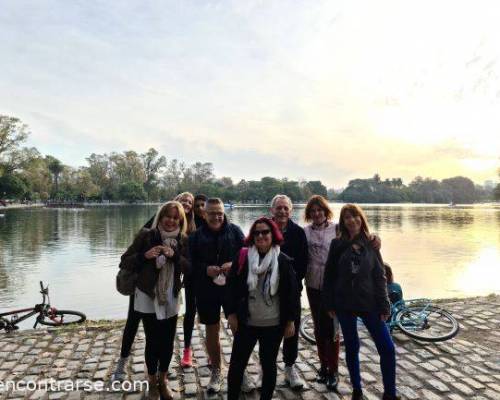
1 295 499 400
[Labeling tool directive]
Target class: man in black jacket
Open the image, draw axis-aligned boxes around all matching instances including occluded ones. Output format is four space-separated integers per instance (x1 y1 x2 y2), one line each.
189 198 245 394
270 194 308 390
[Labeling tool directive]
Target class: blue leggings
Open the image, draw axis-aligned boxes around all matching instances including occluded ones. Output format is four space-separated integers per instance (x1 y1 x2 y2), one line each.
337 312 396 397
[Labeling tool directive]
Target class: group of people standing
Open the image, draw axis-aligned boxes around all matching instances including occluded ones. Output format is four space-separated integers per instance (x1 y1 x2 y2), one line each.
115 192 399 400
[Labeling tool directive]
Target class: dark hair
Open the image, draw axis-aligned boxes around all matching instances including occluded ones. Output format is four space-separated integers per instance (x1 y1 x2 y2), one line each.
338 203 370 240
194 194 208 202
384 263 394 284
245 217 284 246
304 195 333 222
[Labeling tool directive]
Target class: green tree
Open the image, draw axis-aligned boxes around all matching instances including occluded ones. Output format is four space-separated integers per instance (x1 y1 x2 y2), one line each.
0 115 29 171
46 156 64 196
141 148 166 201
441 176 476 204
118 181 147 203
494 169 500 201
0 174 28 198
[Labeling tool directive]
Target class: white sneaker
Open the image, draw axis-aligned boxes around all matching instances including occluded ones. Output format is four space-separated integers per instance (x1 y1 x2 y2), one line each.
285 365 304 390
241 372 255 393
207 368 222 394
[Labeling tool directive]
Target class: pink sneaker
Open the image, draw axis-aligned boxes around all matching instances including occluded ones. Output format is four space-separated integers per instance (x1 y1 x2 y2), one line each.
181 347 193 368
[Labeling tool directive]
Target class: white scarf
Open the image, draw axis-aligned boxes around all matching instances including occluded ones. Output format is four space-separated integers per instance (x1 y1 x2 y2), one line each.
247 245 280 296
155 226 179 305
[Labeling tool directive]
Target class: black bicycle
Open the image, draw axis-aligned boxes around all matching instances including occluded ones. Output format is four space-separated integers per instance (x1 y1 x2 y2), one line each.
0 281 86 332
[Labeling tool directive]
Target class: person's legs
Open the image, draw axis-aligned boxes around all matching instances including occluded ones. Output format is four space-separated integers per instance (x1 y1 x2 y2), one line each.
121 295 142 357
113 296 141 380
283 310 301 366
183 280 196 349
158 315 178 372
336 312 362 391
306 288 327 372
142 313 160 375
227 326 258 400
360 313 396 398
157 315 178 400
283 306 304 389
258 326 284 400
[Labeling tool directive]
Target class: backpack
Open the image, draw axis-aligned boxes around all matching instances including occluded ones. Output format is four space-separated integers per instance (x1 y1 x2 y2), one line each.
237 247 249 275
116 268 138 296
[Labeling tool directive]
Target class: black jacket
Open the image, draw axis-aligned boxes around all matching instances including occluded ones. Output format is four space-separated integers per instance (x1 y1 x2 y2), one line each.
224 251 301 327
322 237 390 316
188 217 244 299
279 219 308 292
119 229 188 298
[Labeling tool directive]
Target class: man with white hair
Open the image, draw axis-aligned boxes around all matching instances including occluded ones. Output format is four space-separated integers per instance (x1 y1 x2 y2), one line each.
270 194 308 390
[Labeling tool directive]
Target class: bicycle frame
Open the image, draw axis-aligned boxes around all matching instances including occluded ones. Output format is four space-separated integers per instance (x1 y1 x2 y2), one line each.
388 298 432 331
0 282 52 330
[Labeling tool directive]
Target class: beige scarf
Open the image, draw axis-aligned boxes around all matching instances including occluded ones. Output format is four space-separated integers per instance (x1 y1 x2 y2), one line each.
155 226 179 305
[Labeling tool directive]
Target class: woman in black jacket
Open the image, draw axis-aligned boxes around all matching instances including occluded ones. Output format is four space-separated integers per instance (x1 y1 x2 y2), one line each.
225 217 300 400
322 204 398 400
119 201 189 400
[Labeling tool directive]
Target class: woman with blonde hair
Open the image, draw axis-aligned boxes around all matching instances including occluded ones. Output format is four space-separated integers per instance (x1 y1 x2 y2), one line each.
303 195 341 390
323 204 397 400
119 201 189 400
174 192 197 234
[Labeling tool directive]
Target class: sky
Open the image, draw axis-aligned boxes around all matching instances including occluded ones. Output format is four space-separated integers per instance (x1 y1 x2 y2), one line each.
1 0 499 188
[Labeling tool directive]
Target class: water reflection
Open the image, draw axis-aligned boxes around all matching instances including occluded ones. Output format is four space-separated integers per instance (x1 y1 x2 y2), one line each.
0 204 499 322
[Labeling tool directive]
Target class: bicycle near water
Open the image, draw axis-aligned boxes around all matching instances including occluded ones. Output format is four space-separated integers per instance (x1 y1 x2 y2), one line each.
0 281 86 332
300 298 459 344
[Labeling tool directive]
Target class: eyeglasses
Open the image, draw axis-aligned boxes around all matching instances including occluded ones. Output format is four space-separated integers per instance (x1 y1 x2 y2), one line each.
253 229 271 237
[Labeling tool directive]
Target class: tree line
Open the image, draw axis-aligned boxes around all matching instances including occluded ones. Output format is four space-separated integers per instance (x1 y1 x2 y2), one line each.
336 174 497 204
1 114 499 204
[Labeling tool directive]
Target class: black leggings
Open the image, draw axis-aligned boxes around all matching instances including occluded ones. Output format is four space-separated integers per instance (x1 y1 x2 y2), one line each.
282 309 301 366
120 295 141 358
142 314 178 374
227 325 283 400
183 280 197 348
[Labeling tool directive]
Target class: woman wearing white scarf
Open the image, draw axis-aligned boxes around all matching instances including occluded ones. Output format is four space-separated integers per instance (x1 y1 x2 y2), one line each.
226 217 301 400
120 201 188 400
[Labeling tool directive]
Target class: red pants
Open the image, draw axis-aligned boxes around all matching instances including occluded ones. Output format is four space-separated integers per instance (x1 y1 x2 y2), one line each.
306 287 340 374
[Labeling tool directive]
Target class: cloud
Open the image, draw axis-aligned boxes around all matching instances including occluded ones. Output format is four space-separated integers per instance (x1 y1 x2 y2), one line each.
0 0 499 187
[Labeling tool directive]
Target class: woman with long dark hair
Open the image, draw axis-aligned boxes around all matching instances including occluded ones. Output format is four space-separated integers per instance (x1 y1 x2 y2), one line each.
225 217 300 400
323 204 398 400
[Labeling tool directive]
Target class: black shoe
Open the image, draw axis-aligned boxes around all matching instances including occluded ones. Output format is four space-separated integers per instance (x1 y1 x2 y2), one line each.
382 395 401 400
326 373 338 391
352 388 365 400
316 367 327 383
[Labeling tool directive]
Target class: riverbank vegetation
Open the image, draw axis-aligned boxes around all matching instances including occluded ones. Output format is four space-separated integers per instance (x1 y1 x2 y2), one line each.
1 114 498 204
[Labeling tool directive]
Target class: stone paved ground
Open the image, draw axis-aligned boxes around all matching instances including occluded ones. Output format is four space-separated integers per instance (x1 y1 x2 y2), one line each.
1 295 499 400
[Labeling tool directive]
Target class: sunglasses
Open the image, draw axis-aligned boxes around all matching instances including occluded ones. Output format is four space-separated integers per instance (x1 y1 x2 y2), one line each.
253 229 271 237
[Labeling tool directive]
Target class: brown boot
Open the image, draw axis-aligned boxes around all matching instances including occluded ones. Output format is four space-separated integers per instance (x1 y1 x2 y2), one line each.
159 372 173 400
147 374 160 400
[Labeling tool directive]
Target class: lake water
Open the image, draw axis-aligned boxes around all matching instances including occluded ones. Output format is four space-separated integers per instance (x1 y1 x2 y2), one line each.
0 204 499 325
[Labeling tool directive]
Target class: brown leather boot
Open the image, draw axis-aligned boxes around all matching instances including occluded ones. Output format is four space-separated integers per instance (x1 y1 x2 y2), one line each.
159 372 174 400
147 374 160 400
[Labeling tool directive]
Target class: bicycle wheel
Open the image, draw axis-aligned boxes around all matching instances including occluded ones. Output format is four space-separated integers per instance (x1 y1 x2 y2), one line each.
300 313 316 344
395 304 459 342
38 310 86 326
